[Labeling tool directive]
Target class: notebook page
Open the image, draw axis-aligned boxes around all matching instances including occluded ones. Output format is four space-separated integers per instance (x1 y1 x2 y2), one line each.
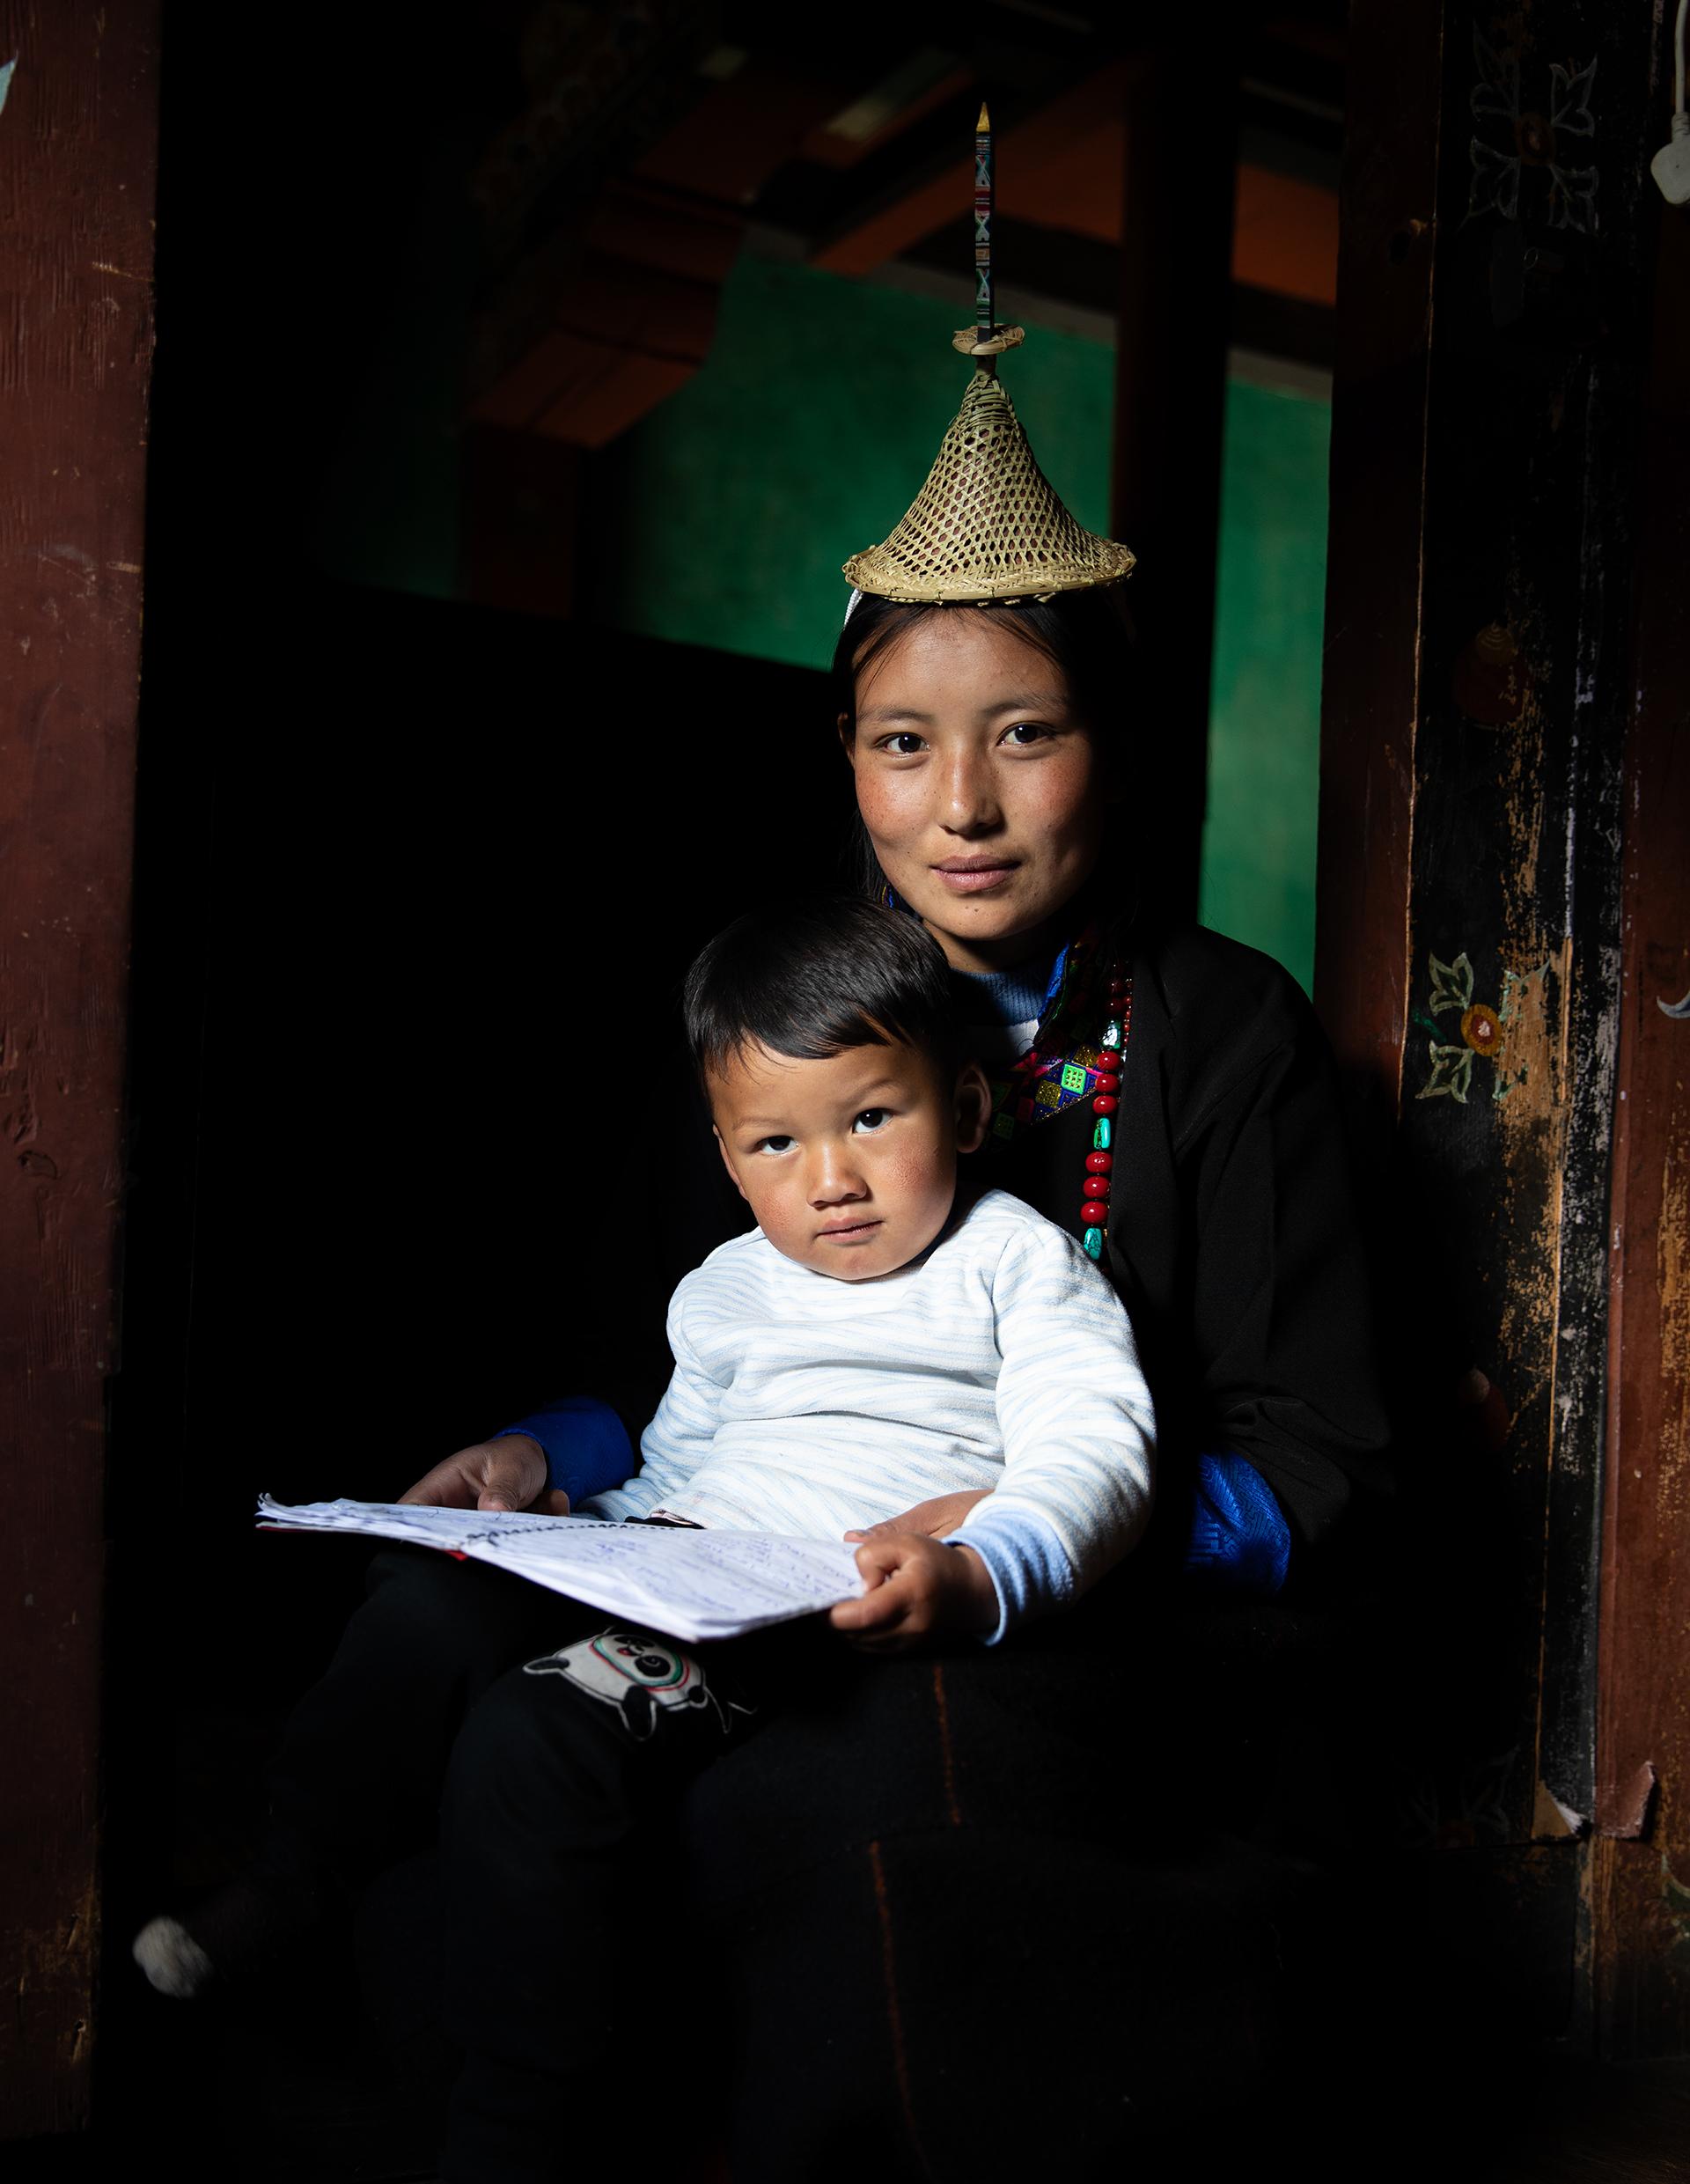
256 1497 864 1642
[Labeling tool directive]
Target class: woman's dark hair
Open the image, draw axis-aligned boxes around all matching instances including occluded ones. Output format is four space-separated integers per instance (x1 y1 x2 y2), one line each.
829 588 1139 899
683 895 959 1085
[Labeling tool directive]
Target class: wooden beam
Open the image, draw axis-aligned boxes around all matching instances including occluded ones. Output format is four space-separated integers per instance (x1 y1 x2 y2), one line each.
809 64 1334 312
810 65 1129 278
1312 0 1441 1108
469 59 823 453
1110 44 1239 926
0 1 159 2137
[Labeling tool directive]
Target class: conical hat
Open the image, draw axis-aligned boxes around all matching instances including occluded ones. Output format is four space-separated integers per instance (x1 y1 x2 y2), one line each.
842 357 1135 606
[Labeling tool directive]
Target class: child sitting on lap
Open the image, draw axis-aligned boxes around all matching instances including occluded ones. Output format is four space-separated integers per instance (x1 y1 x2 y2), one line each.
594 893 1157 1648
133 896 1153 2022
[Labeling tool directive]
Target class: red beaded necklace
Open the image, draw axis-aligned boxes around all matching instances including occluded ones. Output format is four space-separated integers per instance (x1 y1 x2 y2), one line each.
1080 970 1131 1262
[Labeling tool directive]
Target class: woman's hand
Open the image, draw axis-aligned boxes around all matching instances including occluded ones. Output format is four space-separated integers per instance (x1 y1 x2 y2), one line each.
398 1435 571 1517
843 1488 991 1543
828 1533 997 1652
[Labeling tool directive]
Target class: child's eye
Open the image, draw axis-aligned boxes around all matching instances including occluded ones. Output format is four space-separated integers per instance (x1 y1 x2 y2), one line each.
1002 721 1052 746
754 1135 795 1155
852 1108 891 1133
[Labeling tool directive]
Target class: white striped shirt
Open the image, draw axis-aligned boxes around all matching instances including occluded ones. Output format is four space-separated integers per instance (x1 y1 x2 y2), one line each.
580 1189 1157 1638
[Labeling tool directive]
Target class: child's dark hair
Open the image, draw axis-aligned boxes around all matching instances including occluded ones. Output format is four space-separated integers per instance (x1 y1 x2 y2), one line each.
683 896 959 1085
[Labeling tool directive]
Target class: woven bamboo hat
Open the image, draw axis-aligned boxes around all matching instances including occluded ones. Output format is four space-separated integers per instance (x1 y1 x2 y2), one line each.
841 337 1136 607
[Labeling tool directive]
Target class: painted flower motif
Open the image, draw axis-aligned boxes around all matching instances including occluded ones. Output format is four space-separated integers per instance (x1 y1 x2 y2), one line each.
1468 31 1598 234
1395 1747 1518 1851
1428 952 1475 1018
1460 1003 1502 1055
1421 1042 1475 1105
1416 949 1552 1106
1664 1863 1690 1957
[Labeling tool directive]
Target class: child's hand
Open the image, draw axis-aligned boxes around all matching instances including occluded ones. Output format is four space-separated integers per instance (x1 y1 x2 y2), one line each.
844 1489 992 1543
398 1437 571 1517
828 1533 997 1652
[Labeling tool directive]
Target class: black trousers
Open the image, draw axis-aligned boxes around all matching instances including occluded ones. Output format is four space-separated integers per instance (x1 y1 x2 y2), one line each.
261 1546 591 1897
263 1548 777 2176
438 1606 775 2180
265 1548 1314 2184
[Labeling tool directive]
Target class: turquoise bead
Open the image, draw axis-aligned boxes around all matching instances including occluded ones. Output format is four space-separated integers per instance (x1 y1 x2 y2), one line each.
1092 1117 1113 1151
1083 1225 1105 1261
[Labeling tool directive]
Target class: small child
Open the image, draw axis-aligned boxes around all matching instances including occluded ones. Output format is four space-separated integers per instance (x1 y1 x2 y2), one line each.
589 893 1157 1647
134 896 1153 2022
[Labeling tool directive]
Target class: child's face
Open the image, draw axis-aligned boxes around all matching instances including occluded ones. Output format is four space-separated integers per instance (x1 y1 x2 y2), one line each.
708 1039 990 1283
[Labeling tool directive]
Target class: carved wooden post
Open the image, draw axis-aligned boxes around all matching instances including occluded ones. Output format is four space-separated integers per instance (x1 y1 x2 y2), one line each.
1322 0 1672 2043
0 3 159 2136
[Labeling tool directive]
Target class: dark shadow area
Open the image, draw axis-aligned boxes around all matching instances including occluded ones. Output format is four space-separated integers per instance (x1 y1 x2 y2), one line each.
103 13 849 2163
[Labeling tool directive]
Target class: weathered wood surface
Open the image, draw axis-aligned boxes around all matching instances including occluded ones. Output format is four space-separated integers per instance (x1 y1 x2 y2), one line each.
0 2 158 2137
1314 0 1442 1128
1322 0 1665 2044
1593 197 1690 2060
1408 0 1648 1847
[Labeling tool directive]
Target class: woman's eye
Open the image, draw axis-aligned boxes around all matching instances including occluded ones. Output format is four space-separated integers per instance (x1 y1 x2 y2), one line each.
755 1136 795 1155
878 732 926 756
853 1108 891 1133
1003 722 1051 746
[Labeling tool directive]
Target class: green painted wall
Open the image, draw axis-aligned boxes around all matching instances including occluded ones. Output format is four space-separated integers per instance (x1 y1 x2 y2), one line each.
596 250 1330 995
1199 378 1331 996
593 254 1116 671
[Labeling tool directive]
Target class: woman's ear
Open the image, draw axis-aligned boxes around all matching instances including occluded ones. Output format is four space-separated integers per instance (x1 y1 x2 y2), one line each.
837 711 856 768
953 1062 993 1155
712 1122 750 1203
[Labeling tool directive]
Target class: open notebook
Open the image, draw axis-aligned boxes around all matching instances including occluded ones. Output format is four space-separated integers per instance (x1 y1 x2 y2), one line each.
256 1497 865 1644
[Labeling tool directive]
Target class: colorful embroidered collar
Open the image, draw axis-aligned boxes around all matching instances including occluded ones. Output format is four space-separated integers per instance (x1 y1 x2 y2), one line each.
984 921 1132 1143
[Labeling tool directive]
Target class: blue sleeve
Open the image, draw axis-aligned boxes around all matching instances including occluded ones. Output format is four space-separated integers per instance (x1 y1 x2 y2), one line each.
952 1504 1077 1644
1182 1450 1290 1595
495 1397 635 1505
957 1452 1290 1630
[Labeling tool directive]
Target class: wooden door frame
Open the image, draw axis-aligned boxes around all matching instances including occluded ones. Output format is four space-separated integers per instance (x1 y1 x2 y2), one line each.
0 2 160 2136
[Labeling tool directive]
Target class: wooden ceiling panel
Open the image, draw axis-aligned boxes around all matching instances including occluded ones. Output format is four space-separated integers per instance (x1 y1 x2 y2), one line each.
1231 165 1337 305
811 63 1130 276
634 63 842 204
799 53 977 170
811 68 1337 310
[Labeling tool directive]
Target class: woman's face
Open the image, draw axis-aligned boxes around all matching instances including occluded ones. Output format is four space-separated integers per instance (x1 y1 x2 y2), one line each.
844 611 1109 974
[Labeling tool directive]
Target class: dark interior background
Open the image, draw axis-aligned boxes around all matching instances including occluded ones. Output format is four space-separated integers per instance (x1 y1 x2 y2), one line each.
108 9 870 1980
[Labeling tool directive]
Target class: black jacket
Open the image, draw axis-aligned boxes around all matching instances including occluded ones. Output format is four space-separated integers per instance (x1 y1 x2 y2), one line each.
981 922 1391 1573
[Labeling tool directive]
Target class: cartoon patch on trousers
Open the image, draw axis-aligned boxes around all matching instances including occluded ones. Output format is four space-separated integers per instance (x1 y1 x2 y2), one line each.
524 1627 752 1739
